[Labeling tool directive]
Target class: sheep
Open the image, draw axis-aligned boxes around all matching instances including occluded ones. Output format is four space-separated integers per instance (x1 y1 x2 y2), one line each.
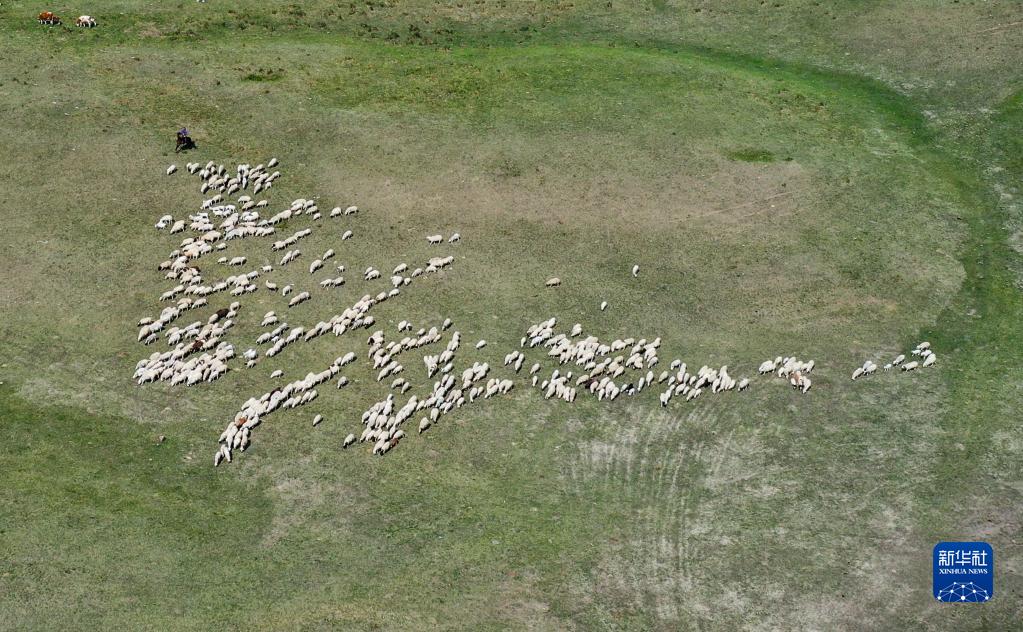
270 369 283 379
448 233 461 243
343 433 356 448
600 301 608 311
545 277 561 288
312 414 323 427
902 361 920 371
922 353 936 368
426 234 443 244
632 264 640 277
475 340 487 350
737 378 750 391
344 206 358 215
892 354 906 366
167 165 177 175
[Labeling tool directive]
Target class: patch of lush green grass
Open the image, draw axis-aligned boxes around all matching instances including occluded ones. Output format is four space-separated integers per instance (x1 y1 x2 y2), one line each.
725 148 776 162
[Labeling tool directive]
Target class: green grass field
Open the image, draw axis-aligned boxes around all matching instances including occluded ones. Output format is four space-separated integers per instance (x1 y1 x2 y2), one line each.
1 1 1021 629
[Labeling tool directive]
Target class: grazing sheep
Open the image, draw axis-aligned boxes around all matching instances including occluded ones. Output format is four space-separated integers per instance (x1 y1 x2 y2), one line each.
475 340 487 350
288 291 311 307
343 433 356 448
427 234 443 244
312 414 323 426
166 165 177 175
632 264 640 277
902 361 920 371
922 353 936 367
600 301 608 311
448 233 461 243
545 277 561 288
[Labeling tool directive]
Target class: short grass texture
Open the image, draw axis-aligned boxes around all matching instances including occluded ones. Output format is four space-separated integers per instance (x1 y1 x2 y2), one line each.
1 1 1021 630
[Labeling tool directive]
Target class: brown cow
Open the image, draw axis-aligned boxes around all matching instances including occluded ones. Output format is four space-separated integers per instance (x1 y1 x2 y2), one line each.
38 12 61 25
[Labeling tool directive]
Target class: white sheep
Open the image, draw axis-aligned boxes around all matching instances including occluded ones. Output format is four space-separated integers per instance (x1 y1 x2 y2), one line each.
922 354 936 368
475 340 487 350
545 277 561 287
167 165 177 175
902 361 920 371
632 264 640 277
448 233 461 243
427 234 443 245
600 301 608 311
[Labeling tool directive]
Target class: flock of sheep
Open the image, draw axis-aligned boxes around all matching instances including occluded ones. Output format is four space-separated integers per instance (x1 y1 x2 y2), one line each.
134 156 938 466
851 341 936 379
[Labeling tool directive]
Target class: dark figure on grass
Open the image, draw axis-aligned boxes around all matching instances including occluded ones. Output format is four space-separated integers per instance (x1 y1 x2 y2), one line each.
175 128 196 153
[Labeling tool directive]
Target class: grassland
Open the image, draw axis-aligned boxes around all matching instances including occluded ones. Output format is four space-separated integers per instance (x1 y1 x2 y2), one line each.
1 1 1021 629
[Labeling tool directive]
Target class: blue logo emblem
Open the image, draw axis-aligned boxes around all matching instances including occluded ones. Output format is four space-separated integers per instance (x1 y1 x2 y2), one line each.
933 542 993 602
